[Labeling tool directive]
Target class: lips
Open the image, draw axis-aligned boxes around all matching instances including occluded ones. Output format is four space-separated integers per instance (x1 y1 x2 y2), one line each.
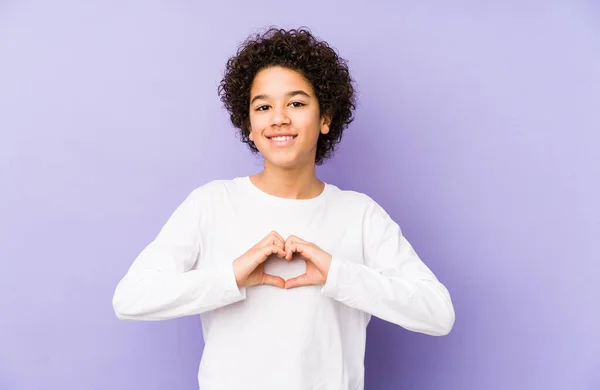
266 134 298 140
266 133 298 146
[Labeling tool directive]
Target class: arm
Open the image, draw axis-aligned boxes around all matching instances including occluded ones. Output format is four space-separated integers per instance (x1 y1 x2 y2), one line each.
321 201 455 336
112 189 245 321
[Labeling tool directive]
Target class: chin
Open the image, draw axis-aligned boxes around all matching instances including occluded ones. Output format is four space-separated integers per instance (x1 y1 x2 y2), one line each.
266 157 299 169
263 152 304 169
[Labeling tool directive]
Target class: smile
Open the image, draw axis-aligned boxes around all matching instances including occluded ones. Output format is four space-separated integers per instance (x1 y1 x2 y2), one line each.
266 134 298 146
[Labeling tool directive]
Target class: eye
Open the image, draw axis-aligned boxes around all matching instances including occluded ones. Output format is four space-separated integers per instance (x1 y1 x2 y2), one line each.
289 101 305 108
255 105 270 111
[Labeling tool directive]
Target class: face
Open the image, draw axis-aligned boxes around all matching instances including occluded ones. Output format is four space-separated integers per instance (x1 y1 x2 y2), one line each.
248 66 330 169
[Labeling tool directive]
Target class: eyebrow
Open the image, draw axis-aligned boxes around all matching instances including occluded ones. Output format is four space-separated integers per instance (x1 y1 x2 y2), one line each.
250 90 312 105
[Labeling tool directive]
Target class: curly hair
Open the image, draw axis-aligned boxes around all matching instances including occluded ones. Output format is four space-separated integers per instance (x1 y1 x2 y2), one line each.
218 27 356 165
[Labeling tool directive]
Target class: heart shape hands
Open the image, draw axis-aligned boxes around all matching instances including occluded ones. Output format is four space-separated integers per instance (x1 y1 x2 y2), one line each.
232 231 333 289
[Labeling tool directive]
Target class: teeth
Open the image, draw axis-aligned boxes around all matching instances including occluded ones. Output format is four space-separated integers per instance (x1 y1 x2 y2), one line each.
271 136 294 141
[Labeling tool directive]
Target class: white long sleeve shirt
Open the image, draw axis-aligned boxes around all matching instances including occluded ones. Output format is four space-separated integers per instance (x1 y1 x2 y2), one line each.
112 176 455 390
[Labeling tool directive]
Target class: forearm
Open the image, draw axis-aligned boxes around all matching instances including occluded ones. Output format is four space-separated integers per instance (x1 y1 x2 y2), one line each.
321 257 455 336
112 262 245 321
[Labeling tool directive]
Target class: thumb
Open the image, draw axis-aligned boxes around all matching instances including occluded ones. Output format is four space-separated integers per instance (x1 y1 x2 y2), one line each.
261 273 285 288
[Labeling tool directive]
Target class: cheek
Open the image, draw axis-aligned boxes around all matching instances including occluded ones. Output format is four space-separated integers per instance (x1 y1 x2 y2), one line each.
247 116 260 140
249 114 268 129
301 116 323 139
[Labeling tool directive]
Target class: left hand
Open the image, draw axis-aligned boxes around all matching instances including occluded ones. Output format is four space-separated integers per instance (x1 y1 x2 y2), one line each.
283 235 333 289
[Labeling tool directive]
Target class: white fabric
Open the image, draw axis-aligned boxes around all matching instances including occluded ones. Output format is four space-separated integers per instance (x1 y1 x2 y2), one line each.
112 176 455 390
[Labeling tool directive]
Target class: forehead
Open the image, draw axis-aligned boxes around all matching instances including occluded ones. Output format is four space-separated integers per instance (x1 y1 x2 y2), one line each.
250 66 314 96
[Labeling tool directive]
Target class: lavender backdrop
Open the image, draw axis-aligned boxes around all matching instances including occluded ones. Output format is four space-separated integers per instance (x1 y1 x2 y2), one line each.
1 1 598 389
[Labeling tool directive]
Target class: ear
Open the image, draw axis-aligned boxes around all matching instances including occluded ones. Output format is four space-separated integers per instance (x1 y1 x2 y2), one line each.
320 115 331 135
247 124 254 142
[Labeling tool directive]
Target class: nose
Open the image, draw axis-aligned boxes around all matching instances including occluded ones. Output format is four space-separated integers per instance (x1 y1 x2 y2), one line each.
269 105 291 127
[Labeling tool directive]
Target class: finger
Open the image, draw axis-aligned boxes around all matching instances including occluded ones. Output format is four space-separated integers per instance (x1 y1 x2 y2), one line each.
262 244 287 260
256 232 271 247
251 245 283 267
285 273 312 289
260 230 285 249
285 242 298 261
271 231 286 245
285 235 309 258
286 235 308 246
252 231 285 253
284 235 294 252
286 242 309 261
261 273 285 288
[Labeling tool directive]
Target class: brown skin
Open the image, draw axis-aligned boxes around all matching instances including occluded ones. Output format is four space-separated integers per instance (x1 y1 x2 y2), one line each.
232 231 288 288
232 66 333 289
217 28 357 166
248 66 330 199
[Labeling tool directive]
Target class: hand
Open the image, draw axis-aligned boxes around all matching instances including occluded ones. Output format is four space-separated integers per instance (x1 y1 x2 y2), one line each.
283 235 333 289
232 231 287 288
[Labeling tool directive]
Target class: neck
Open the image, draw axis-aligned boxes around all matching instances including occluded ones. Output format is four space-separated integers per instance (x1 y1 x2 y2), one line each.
250 160 324 200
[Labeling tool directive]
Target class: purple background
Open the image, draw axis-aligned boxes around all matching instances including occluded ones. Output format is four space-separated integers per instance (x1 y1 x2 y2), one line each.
1 1 598 389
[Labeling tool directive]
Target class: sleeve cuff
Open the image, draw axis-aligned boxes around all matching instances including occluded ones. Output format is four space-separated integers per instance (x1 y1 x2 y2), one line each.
217 261 247 301
320 255 344 297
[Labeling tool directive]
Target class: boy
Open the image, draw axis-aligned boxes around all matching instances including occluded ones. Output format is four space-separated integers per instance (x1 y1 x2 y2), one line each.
113 27 455 390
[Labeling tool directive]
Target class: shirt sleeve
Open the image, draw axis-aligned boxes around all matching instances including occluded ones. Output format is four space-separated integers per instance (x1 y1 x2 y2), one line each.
112 188 246 321
320 200 455 336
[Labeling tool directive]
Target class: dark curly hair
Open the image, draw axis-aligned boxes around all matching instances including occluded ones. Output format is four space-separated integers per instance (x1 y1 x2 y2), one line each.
218 27 356 165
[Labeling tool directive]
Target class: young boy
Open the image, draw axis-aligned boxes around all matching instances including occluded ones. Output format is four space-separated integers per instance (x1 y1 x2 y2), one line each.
113 27 455 390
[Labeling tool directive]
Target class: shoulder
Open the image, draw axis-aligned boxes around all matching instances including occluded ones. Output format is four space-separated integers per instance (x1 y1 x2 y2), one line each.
327 182 381 209
187 177 244 199
169 178 242 216
328 184 405 241
327 183 388 218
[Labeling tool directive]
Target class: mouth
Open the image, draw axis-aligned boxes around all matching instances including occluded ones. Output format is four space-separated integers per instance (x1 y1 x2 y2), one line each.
266 134 298 146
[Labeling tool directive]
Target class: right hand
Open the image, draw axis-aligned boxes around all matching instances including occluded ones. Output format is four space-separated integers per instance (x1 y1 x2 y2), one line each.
232 231 287 288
